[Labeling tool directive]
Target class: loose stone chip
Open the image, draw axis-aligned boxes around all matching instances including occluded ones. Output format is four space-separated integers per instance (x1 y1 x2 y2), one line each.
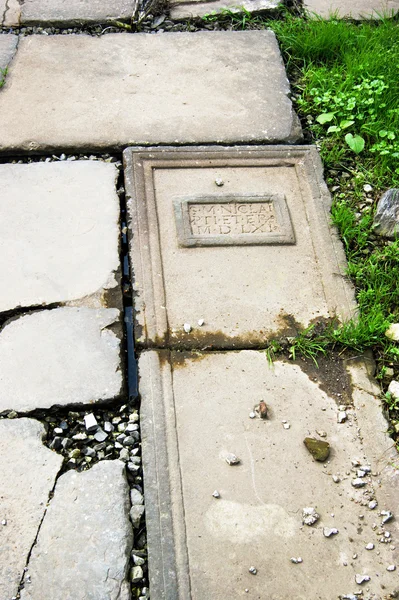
290 557 303 564
212 490 220 499
197 319 205 327
355 574 370 585
249 566 257 575
302 507 320 526
215 178 224 187
365 543 374 550
368 500 378 510
351 478 366 488
183 323 192 333
381 510 394 524
256 401 268 420
337 411 347 423
225 453 240 466
323 527 339 538
387 565 396 571
303 437 330 462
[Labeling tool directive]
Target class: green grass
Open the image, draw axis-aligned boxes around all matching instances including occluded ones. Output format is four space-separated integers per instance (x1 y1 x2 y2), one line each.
0 68 6 88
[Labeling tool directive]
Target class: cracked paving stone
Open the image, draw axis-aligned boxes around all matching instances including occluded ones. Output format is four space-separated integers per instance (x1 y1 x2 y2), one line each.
0 418 63 600
0 307 123 413
20 460 133 600
0 161 120 313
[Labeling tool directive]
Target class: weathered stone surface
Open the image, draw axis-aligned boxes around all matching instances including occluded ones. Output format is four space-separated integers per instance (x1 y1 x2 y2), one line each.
373 188 399 239
21 0 136 25
0 418 63 600
138 350 398 599
0 307 123 413
0 162 120 313
304 0 399 19
0 34 18 71
171 0 279 19
124 145 355 349
0 0 20 26
20 460 133 600
0 31 301 152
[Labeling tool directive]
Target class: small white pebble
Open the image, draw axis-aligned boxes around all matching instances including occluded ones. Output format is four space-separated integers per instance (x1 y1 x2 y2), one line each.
249 566 257 575
197 319 205 327
365 543 374 550
290 557 303 564
212 490 220 499
355 574 370 584
387 565 396 572
353 554 358 559
323 527 339 537
368 500 378 510
183 323 192 333
363 184 373 193
1 519 6 526
283 423 290 430
332 475 341 483
249 412 256 419
215 177 224 186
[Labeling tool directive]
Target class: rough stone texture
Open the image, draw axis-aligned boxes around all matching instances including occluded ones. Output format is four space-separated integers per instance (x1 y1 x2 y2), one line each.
0 161 120 313
373 188 399 239
21 0 136 25
0 418 63 600
170 0 279 19
0 31 301 152
20 460 133 600
1 0 20 26
0 307 123 413
139 350 399 600
0 34 18 71
124 145 355 349
304 0 399 19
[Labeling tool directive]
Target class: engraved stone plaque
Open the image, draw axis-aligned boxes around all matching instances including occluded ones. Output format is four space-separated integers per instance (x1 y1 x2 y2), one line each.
123 145 356 349
174 194 295 247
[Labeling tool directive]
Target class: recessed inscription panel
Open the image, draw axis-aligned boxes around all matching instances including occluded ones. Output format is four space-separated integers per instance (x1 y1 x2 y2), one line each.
174 195 295 247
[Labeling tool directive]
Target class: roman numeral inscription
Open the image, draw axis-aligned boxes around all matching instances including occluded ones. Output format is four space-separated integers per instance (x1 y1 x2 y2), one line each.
174 194 295 247
189 201 279 236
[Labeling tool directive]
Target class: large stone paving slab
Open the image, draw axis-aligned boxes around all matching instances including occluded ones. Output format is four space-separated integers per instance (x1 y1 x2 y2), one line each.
19 0 136 26
0 31 301 153
304 0 399 18
170 0 279 20
0 161 120 313
0 34 18 72
124 145 355 349
139 350 399 600
0 307 123 413
20 460 133 600
0 418 63 600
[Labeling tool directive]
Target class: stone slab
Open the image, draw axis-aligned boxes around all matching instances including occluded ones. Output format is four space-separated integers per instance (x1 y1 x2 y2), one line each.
304 0 399 18
0 418 63 600
0 31 301 153
0 161 120 313
20 460 133 600
1 0 20 26
0 34 18 72
0 307 123 413
21 0 137 26
170 0 279 19
124 145 356 349
138 349 399 600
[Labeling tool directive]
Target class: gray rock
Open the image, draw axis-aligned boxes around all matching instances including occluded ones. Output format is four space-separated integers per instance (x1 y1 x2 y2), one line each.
0 35 18 72
84 414 98 433
323 527 339 537
355 574 370 585
0 419 62 600
21 0 137 26
0 162 120 313
130 565 144 582
20 461 132 600
0 307 123 413
302 507 320 526
351 478 366 488
94 429 108 443
373 189 399 239
0 31 301 152
130 489 144 506
130 505 145 528
381 510 394 524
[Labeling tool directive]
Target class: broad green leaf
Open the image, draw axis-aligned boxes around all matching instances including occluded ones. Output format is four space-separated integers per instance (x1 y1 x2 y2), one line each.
327 125 340 133
340 120 354 129
316 112 335 124
388 132 396 140
379 130 388 138
345 133 365 154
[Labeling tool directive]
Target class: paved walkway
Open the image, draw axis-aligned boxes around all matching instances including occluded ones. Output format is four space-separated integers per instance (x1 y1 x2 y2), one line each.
0 2 398 600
